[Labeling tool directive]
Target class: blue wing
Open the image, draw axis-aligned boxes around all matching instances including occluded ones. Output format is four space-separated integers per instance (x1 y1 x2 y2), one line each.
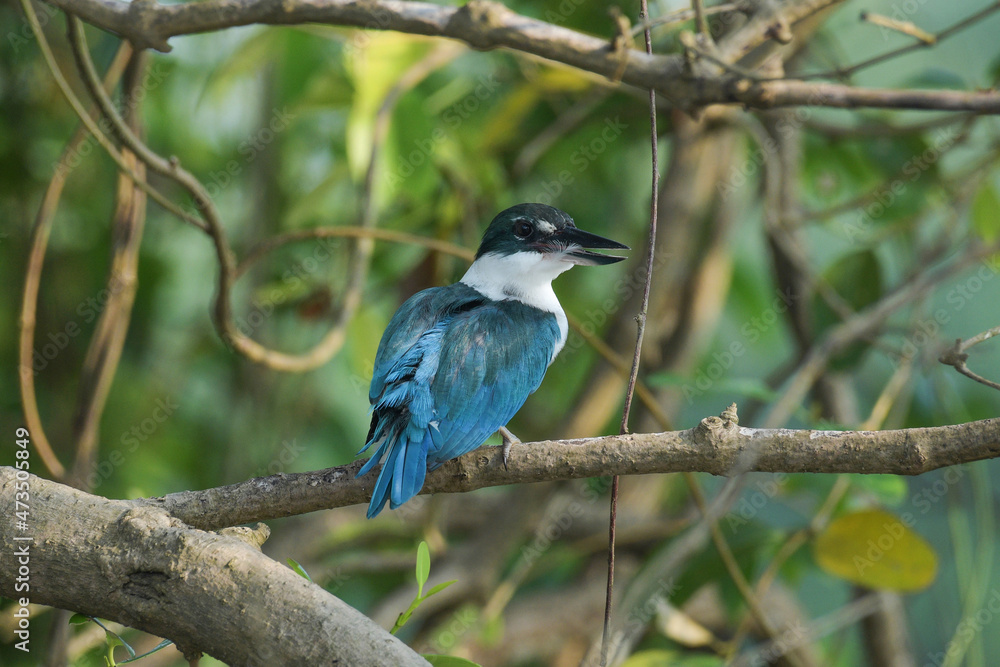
358 283 560 518
426 301 559 465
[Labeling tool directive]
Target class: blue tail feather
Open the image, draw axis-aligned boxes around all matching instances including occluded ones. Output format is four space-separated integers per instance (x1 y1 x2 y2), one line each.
363 428 430 518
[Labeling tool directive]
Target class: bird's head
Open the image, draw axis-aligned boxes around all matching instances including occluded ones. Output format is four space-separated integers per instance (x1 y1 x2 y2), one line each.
475 203 629 267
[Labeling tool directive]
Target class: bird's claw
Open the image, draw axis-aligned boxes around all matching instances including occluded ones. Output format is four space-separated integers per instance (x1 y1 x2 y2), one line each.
498 426 520 471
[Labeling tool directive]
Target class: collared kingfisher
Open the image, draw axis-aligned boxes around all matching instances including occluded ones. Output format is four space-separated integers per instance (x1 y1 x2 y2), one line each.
357 203 628 518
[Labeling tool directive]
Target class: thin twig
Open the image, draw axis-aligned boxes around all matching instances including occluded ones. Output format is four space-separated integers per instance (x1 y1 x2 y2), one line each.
630 3 742 37
802 3 1000 81
859 12 935 45
692 0 711 40
601 0 660 662
20 6 206 231
803 113 976 139
939 325 1000 392
763 239 1000 428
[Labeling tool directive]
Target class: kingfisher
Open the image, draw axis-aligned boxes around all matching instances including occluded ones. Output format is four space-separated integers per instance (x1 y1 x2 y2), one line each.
357 203 628 518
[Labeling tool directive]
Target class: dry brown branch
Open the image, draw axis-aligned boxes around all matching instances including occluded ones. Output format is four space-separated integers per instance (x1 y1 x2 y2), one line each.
42 0 1000 113
58 411 998 531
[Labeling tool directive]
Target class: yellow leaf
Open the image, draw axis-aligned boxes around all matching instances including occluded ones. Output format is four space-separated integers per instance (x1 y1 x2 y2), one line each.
813 509 937 592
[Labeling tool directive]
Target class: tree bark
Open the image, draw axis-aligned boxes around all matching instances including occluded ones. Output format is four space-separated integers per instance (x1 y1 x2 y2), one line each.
42 0 1000 113
0 468 429 665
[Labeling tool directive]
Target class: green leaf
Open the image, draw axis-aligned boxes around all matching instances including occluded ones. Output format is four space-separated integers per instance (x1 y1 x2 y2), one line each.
422 656 484 667
392 544 454 635
813 509 938 592
69 613 92 625
287 557 314 582
415 540 431 596
972 182 1000 243
422 579 457 599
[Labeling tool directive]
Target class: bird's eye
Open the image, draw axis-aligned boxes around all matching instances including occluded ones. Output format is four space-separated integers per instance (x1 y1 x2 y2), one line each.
513 220 533 239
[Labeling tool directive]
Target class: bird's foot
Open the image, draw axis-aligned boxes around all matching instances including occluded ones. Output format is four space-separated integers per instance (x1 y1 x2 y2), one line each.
498 426 521 471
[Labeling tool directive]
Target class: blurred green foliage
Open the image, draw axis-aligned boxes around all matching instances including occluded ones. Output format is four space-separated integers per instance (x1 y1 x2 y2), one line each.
2 0 1000 665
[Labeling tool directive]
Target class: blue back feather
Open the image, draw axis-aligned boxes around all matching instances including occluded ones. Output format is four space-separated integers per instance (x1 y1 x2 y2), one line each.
358 283 560 517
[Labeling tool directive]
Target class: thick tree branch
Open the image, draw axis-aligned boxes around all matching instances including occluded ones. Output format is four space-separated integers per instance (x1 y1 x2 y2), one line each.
104 414 1000 531
0 468 429 665
46 0 1000 113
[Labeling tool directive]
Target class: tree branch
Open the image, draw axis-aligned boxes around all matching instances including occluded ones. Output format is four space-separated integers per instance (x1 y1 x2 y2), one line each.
939 325 1000 392
0 468 429 665
46 0 1000 113
100 412 1000 531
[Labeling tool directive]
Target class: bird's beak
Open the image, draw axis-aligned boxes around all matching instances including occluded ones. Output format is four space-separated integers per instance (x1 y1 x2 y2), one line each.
554 227 630 266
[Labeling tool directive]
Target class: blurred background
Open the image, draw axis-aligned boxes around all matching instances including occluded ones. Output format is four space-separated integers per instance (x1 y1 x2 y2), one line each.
1 0 1000 664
